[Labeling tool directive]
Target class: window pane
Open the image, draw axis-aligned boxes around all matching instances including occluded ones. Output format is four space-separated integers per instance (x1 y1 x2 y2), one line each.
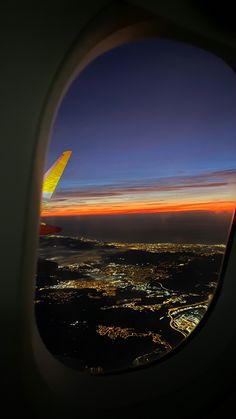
35 38 236 374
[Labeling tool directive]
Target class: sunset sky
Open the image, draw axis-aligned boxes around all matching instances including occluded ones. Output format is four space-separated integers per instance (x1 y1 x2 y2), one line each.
42 38 236 242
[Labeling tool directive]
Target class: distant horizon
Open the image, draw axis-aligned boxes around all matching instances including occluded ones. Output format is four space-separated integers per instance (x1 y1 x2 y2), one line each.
40 227 227 247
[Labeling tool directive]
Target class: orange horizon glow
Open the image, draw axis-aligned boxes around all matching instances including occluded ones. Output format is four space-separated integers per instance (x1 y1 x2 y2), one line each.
42 200 235 217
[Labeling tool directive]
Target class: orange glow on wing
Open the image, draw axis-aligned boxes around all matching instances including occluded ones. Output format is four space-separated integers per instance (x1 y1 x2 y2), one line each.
41 200 235 217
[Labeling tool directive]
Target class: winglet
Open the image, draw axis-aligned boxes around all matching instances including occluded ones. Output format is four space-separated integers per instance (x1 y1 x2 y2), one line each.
42 150 72 207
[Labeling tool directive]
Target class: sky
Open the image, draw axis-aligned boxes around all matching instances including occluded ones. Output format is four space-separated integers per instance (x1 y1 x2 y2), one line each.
42 38 236 243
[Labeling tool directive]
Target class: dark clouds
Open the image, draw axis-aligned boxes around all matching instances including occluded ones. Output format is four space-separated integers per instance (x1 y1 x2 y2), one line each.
42 211 234 244
54 168 236 201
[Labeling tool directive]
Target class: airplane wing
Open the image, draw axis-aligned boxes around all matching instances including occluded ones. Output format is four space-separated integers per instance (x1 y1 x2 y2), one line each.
40 150 72 235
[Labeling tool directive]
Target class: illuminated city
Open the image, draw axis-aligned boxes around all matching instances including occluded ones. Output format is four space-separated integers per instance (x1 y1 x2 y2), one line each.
36 236 225 373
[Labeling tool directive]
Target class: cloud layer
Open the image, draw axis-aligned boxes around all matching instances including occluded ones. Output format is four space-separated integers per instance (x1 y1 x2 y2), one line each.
42 169 236 216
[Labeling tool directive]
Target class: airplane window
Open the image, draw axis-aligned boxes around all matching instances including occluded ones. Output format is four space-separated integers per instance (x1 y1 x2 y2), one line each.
35 38 236 374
